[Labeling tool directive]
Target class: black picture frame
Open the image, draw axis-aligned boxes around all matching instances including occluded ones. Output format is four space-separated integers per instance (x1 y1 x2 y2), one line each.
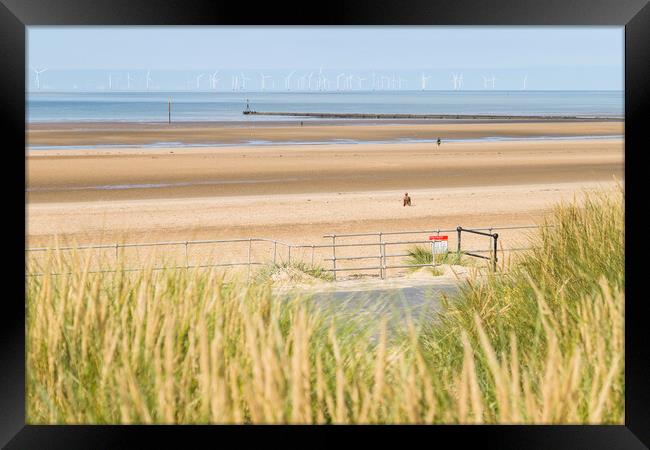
3 0 648 448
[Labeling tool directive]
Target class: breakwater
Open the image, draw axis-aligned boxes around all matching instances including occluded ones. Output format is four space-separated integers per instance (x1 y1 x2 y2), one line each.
242 111 621 121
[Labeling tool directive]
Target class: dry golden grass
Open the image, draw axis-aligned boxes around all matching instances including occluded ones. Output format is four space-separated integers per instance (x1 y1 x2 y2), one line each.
26 188 624 424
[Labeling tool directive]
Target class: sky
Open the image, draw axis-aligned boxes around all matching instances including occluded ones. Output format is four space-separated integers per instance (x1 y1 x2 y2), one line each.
27 27 624 91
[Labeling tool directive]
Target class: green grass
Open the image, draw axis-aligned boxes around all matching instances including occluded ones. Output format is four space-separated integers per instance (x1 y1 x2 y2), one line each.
26 187 624 424
405 245 467 275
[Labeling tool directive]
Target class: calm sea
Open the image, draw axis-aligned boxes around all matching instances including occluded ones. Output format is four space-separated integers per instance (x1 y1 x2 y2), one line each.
27 90 624 123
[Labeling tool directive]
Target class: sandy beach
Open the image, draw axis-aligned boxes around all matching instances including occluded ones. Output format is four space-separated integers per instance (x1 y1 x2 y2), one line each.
26 120 624 252
27 120 623 147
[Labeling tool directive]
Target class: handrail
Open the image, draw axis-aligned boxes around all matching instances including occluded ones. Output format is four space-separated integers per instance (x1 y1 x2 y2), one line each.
26 224 545 279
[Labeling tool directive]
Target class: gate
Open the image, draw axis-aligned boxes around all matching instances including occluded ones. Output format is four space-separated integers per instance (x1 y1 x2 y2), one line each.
456 226 499 271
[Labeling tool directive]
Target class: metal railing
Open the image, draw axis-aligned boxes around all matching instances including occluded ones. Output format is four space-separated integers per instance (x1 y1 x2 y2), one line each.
321 225 547 279
26 224 547 279
26 237 295 279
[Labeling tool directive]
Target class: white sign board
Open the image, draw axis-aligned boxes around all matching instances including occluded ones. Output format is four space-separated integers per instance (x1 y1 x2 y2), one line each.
429 235 449 255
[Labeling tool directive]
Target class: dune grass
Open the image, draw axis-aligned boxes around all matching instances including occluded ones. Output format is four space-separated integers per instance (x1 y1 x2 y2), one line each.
405 245 467 275
254 261 335 283
26 188 624 424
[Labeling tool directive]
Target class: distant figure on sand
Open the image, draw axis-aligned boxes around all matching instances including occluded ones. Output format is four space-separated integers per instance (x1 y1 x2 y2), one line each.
300 121 304 127
437 137 441 148
403 192 412 207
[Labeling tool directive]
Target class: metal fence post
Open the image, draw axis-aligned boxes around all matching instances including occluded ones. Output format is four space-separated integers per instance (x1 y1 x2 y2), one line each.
184 241 189 269
115 243 119 262
311 245 315 267
332 235 337 281
288 245 292 265
492 233 499 272
456 226 462 257
379 232 384 279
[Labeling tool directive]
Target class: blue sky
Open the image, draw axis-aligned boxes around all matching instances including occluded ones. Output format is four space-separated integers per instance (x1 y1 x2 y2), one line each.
27 27 624 91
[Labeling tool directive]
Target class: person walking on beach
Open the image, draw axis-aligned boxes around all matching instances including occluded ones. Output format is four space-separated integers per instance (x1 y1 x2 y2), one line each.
403 192 412 207
437 137 441 148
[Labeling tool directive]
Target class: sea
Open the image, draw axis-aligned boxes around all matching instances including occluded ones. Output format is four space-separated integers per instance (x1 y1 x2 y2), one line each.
27 90 624 123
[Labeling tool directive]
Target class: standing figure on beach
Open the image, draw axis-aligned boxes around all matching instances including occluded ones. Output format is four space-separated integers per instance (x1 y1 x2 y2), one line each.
403 192 412 207
437 137 441 148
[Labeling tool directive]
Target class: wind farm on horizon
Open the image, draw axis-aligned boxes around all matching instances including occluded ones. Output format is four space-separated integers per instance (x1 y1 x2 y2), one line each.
28 67 542 93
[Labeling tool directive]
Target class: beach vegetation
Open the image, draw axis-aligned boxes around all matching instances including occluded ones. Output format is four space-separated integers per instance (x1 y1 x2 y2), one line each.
254 261 335 283
26 188 623 424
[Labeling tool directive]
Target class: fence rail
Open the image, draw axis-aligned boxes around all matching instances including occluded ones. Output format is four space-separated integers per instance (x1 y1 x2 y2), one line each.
26 225 549 279
321 225 549 279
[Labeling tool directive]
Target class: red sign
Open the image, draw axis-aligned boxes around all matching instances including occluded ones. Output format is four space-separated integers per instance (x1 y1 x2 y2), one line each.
429 235 448 241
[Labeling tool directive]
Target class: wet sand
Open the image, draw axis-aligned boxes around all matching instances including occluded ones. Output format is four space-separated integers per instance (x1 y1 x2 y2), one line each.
27 120 623 147
27 139 622 203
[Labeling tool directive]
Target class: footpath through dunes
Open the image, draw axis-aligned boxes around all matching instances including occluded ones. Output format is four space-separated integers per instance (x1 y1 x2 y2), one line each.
26 138 623 203
27 119 623 148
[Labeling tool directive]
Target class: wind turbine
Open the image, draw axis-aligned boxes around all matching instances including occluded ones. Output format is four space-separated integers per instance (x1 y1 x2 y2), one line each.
33 68 47 90
321 75 330 91
336 73 346 91
296 75 305 90
451 73 459 90
231 75 239 91
347 74 354 90
490 74 496 89
357 77 366 90
195 73 205 90
108 74 113 90
398 77 407 90
380 75 390 90
458 73 464 90
482 75 489 89
284 71 296 90
145 70 152 90
522 74 528 90
240 73 250 90
126 72 135 90
209 70 220 90
420 73 431 91
307 72 316 90
260 72 272 91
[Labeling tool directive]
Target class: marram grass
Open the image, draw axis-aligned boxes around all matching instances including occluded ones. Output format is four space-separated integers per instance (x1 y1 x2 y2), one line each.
26 188 624 424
